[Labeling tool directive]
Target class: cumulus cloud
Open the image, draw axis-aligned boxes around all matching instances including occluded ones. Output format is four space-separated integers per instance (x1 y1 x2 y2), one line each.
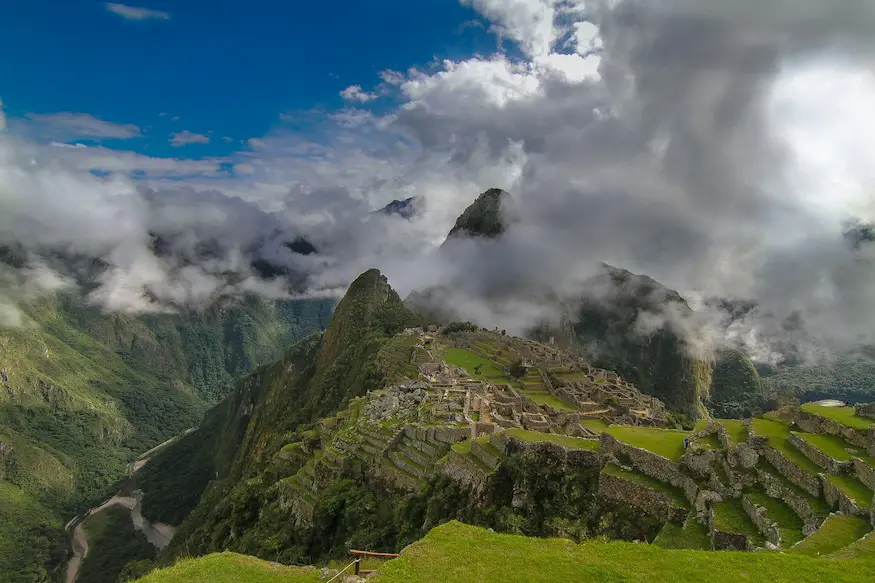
170 130 211 147
105 3 170 22
340 85 378 103
26 112 141 139
5 0 875 367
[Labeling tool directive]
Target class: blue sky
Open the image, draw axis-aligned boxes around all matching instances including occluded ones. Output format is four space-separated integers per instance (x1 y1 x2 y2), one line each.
0 0 495 159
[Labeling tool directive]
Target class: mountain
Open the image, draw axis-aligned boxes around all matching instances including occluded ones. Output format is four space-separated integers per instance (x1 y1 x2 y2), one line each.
570 264 712 419
0 292 333 582
444 188 509 241
377 196 421 219
417 188 712 419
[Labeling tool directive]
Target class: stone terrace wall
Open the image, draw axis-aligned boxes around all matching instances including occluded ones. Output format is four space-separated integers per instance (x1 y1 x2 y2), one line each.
822 476 869 518
789 433 853 475
598 472 687 523
853 458 875 492
757 446 821 498
742 494 781 546
856 403 875 421
706 507 752 551
795 410 869 450
493 434 601 469
599 434 698 505
754 467 822 536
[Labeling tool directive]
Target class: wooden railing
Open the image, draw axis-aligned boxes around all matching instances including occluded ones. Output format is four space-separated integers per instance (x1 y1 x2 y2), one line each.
349 549 401 575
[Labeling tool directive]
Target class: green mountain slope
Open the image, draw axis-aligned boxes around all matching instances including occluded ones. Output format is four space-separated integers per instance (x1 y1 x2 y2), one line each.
444 188 509 241
138 269 423 545
571 264 712 419
0 293 332 582
708 348 762 418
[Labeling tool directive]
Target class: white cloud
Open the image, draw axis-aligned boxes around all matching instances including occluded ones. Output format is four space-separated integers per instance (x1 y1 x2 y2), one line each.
26 112 141 139
105 3 170 21
222 136 233 143
170 130 210 147
340 85 378 102
462 0 564 58
0 98 5 131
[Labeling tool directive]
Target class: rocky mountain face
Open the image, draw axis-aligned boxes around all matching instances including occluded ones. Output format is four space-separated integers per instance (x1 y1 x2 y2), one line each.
444 188 509 241
0 290 332 582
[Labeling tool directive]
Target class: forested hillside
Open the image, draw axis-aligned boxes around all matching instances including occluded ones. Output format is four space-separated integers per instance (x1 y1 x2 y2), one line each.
0 293 333 582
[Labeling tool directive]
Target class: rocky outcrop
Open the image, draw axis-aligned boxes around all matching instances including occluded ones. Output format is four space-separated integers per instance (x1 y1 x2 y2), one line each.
598 471 687 523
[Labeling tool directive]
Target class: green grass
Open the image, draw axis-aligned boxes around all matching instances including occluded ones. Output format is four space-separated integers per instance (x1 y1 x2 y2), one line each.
370 521 875 583
132 552 321 583
830 531 875 558
521 391 576 412
504 428 599 450
605 426 691 461
789 515 872 556
827 474 874 509
652 514 711 550
793 432 866 462
800 405 874 430
750 419 823 475
747 489 805 547
719 420 748 446
441 348 508 381
697 434 722 450
582 418 609 434
602 464 688 508
712 499 765 547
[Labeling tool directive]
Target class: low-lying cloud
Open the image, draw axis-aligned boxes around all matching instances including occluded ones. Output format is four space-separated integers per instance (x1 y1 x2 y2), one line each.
3 0 875 367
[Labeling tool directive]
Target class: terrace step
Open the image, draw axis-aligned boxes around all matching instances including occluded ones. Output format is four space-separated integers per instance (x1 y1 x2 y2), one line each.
789 514 873 556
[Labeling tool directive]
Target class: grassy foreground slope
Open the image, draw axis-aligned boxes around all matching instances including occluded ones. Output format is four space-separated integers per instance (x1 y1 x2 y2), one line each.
133 552 319 583
133 522 875 583
372 522 874 583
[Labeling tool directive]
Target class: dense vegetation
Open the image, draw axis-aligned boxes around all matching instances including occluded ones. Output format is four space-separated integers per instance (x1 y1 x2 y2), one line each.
762 355 875 405
76 506 156 583
139 270 422 539
708 348 763 418
572 264 712 418
0 293 332 582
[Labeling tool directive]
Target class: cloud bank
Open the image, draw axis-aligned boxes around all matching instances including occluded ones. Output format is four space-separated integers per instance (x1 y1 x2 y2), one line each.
4 0 875 365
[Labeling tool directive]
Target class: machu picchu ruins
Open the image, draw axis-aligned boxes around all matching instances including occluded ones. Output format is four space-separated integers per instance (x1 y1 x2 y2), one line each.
267 324 875 555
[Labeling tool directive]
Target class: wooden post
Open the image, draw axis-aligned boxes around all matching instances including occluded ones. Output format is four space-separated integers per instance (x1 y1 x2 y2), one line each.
354 558 361 576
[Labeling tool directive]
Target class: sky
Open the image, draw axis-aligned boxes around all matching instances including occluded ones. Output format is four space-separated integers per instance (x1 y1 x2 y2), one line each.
3 0 875 361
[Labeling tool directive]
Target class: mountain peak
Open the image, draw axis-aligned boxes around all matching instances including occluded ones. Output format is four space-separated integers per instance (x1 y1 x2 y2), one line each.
445 188 509 241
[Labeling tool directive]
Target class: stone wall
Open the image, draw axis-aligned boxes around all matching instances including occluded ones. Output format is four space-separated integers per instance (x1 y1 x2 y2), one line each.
706 506 753 551
742 494 781 546
599 433 698 505
788 432 853 475
856 403 875 421
598 472 687 523
853 458 875 492
497 435 601 469
795 410 869 450
821 476 869 518
754 466 822 536
758 446 821 498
